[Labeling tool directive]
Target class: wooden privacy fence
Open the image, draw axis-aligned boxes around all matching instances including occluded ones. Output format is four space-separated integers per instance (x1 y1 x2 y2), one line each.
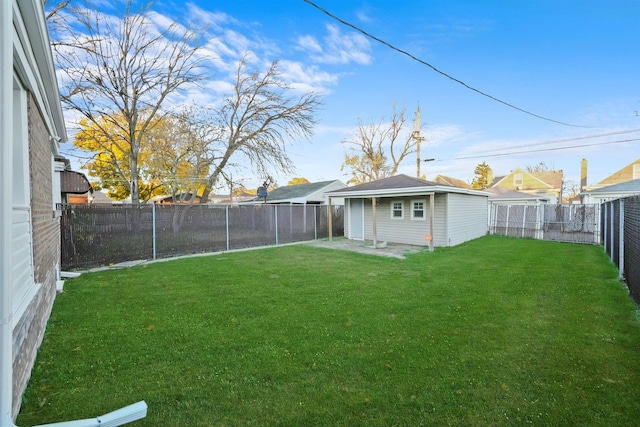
60 203 344 270
488 203 600 244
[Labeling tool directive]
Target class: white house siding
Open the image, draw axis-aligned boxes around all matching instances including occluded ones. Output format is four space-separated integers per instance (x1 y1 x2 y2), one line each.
361 196 448 247
445 193 488 246
433 194 447 246
6 1 65 417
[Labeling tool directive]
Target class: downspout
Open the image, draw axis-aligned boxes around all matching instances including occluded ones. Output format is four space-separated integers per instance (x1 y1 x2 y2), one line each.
1 0 16 424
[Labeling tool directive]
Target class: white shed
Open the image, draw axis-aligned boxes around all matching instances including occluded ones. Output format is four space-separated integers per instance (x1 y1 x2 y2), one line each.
327 174 490 249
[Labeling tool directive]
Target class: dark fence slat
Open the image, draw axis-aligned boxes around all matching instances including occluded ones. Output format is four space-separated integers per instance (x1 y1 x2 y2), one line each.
60 204 344 270
603 196 640 304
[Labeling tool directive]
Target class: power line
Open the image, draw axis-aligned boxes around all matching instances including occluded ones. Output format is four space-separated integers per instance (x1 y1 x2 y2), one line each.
461 128 640 156
303 0 591 128
443 138 639 161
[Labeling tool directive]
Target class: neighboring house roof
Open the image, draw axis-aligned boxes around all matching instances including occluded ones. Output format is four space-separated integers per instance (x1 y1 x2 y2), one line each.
490 168 562 191
487 186 550 202
61 170 93 194
591 158 640 188
327 174 489 198
153 193 204 203
247 179 346 204
433 175 472 189
581 179 640 197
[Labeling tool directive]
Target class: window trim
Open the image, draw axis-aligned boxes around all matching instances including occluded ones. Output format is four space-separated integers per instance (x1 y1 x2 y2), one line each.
390 200 404 220
411 199 427 221
513 173 524 187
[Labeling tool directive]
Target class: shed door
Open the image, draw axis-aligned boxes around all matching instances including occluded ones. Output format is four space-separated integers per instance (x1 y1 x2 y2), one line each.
350 198 364 240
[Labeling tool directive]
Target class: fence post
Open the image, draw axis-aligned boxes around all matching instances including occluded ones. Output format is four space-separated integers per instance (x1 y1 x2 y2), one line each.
610 202 615 263
225 205 230 252
275 205 279 245
603 202 608 249
152 202 156 260
619 199 625 280
314 206 318 240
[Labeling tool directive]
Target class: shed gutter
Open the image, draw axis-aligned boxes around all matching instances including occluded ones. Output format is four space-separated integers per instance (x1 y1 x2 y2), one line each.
328 185 490 198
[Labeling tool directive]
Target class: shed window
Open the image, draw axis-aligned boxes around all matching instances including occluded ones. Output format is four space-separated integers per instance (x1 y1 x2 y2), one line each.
391 201 404 219
411 200 426 220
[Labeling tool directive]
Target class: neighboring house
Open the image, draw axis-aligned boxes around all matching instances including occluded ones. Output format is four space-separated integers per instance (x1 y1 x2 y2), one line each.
487 187 551 205
433 174 472 189
54 156 93 204
489 167 563 204
326 174 489 249
580 179 640 204
1 0 67 420
582 158 640 191
244 180 346 205
153 192 205 204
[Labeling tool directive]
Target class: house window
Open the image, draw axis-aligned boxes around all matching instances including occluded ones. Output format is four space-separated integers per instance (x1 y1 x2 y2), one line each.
513 173 524 188
390 201 404 219
12 76 38 327
411 199 426 220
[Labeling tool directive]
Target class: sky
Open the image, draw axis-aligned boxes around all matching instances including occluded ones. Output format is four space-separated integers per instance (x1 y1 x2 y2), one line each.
57 0 640 191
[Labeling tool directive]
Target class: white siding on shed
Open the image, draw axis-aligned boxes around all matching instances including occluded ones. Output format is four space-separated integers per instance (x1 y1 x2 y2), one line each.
361 196 447 246
445 193 488 246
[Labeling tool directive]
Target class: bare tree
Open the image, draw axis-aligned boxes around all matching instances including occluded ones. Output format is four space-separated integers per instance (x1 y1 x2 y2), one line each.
526 161 555 173
43 0 71 20
52 0 206 203
341 104 417 185
195 53 322 202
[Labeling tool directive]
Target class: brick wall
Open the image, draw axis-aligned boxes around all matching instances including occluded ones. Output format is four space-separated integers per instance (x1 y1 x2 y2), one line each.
12 93 60 417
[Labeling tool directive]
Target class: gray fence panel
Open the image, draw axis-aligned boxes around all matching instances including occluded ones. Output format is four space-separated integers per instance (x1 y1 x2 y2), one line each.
489 203 600 244
60 203 344 270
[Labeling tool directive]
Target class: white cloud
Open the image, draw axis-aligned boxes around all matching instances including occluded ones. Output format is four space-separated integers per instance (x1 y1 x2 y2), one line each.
297 24 372 65
278 60 338 93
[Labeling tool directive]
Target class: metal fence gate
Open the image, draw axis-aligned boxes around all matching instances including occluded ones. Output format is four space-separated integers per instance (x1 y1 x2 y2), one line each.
601 196 640 305
60 203 344 270
488 203 600 244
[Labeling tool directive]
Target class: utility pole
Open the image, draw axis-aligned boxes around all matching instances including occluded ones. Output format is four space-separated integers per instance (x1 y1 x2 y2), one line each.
412 106 425 178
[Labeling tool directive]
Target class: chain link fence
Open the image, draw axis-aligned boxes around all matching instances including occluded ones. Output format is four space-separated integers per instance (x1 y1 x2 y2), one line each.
488 203 600 244
60 203 344 270
601 196 640 305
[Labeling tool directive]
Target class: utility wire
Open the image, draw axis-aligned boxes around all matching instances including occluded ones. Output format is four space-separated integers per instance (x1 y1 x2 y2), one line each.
461 128 640 155
443 138 639 161
304 0 590 128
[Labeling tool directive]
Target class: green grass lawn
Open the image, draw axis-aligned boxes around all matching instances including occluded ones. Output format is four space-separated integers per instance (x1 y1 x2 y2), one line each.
17 236 640 426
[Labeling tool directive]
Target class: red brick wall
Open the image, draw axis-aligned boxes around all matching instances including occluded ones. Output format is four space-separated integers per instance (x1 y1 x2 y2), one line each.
12 92 60 417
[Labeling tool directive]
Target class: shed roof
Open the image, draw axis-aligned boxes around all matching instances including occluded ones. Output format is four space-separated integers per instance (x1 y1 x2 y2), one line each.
328 174 490 198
